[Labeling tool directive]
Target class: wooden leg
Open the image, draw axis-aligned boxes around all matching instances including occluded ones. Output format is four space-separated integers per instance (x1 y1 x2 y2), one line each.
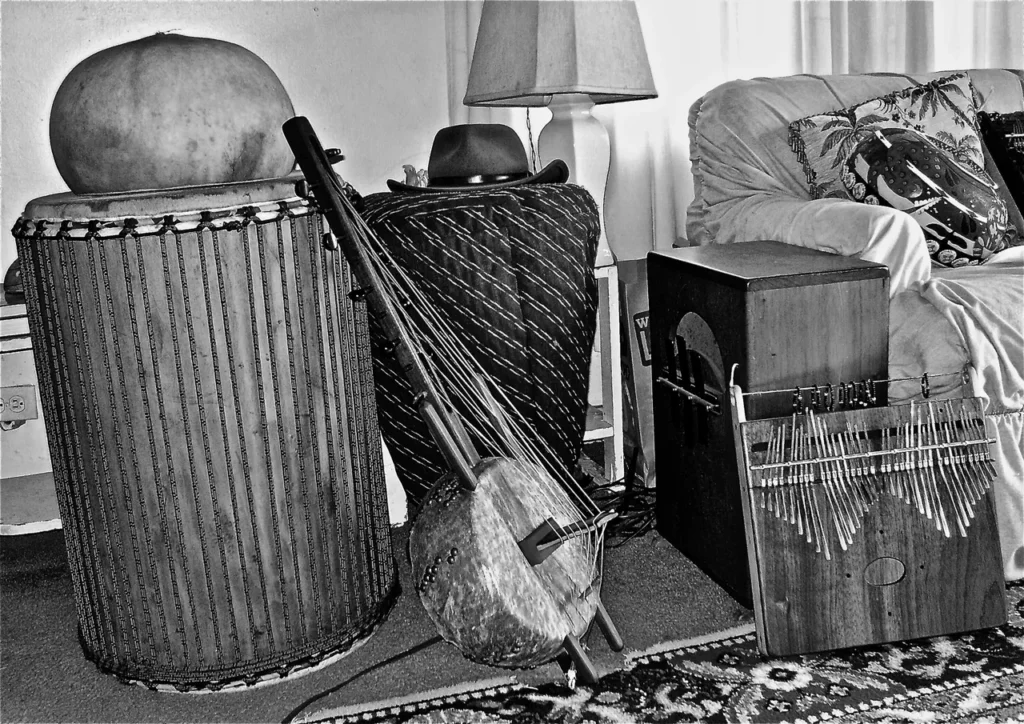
562 634 599 684
595 600 624 651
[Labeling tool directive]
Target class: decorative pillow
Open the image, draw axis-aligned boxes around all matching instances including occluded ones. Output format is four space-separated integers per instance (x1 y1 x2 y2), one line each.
845 127 1011 268
978 110 1024 243
789 73 988 200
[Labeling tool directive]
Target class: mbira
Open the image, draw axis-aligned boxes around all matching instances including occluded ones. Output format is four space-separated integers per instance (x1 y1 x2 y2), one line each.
730 381 1006 655
649 241 1005 656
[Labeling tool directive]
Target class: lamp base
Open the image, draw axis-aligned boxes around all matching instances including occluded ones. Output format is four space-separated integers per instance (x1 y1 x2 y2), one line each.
537 94 614 268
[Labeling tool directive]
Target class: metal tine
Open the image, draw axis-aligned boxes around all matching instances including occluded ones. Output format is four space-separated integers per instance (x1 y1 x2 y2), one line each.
761 425 776 513
798 465 812 544
805 412 831 556
800 413 818 545
924 403 953 537
926 406 953 537
958 399 997 485
771 423 784 520
783 414 798 518
806 463 826 555
839 415 872 512
884 422 897 499
819 421 852 551
900 417 915 505
936 401 967 500
800 415 817 536
881 424 896 498
840 423 861 485
955 400 982 474
928 400 970 536
953 400 982 491
818 414 858 516
800 416 821 549
832 415 862 542
842 422 872 500
794 414 809 530
943 401 982 506
854 420 879 489
823 468 851 552
792 422 807 538
812 412 855 545
946 399 984 501
811 483 832 559
832 420 872 527
974 410 998 482
773 423 786 518
915 406 940 526
898 415 915 510
903 404 917 510
909 402 933 521
916 402 949 536
835 423 872 511
854 418 880 494
791 416 806 529
782 422 794 516
894 421 906 500
755 446 768 512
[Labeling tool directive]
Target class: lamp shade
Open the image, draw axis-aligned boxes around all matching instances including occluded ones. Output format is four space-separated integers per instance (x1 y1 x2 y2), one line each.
464 0 657 107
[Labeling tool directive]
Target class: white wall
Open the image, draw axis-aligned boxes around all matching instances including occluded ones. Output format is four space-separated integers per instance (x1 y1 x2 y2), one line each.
0 0 450 273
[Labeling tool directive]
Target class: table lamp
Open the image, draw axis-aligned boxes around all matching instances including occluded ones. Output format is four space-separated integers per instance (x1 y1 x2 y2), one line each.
463 0 657 268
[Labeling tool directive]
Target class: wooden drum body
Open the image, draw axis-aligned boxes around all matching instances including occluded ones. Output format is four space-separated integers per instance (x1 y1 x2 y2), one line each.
409 457 600 669
12 177 398 691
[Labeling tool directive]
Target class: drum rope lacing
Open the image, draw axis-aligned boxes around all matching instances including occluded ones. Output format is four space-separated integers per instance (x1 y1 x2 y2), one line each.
12 197 314 241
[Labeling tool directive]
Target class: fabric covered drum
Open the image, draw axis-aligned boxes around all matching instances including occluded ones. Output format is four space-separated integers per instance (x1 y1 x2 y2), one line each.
360 186 600 507
12 176 398 691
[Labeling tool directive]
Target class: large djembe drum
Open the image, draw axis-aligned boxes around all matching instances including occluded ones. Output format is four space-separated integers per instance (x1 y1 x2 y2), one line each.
12 176 398 691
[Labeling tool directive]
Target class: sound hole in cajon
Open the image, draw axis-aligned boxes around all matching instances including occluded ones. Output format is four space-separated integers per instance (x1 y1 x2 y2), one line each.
664 312 725 446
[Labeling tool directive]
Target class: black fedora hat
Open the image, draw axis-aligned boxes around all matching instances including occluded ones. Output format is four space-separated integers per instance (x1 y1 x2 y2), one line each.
387 123 569 193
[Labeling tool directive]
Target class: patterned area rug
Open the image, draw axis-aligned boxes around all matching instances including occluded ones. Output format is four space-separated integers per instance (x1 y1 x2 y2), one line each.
311 582 1024 723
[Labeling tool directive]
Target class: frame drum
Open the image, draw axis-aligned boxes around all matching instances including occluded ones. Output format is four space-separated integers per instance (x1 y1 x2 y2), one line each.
12 176 398 691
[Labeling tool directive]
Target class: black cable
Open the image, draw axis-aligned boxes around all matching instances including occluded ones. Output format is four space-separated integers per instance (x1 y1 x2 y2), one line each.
281 635 443 724
580 446 656 547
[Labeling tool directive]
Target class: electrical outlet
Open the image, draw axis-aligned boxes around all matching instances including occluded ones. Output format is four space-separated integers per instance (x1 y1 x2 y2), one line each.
0 385 38 422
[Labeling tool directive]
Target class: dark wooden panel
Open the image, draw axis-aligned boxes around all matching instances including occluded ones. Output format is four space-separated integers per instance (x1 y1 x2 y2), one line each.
746 279 888 419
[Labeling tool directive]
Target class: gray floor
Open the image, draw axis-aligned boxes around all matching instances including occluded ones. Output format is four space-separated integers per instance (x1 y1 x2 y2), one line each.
0 522 748 723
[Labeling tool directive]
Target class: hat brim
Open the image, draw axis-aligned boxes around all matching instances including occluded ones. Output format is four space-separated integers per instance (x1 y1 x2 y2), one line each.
387 159 569 193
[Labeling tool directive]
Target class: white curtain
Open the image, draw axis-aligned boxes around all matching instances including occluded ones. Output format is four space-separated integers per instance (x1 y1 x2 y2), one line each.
445 0 1023 260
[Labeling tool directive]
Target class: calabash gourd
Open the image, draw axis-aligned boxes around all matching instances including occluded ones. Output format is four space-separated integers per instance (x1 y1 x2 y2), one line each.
49 33 296 194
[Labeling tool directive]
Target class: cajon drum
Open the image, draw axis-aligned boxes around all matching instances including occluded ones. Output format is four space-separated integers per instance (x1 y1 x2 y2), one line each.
649 240 889 606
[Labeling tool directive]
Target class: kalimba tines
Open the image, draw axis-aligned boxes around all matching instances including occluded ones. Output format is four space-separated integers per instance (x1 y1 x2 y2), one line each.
730 369 1006 656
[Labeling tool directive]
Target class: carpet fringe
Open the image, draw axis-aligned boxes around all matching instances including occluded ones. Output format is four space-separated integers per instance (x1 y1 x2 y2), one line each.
624 622 756 665
301 674 523 723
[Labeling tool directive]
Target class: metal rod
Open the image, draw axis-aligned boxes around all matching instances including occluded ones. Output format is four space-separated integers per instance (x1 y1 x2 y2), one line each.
656 377 721 412
739 370 966 399
749 437 997 471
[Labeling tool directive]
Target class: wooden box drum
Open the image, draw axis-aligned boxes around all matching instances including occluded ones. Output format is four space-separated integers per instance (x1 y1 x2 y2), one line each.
12 176 398 691
649 241 890 606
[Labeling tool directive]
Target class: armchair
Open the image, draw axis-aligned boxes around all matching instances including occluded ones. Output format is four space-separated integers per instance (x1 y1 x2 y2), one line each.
685 69 1024 581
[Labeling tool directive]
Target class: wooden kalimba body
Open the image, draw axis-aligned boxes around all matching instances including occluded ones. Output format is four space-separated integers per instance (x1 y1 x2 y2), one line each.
649 241 889 606
731 379 1006 655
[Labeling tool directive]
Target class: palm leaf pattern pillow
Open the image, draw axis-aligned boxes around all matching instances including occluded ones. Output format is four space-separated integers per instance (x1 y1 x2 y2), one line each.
789 73 988 200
